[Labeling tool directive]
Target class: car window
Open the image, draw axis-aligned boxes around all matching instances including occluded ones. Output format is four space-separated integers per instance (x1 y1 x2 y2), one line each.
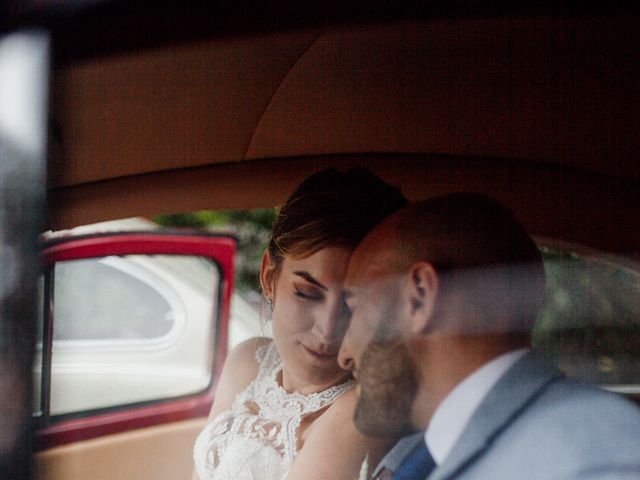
53 256 179 341
534 243 640 393
35 252 220 417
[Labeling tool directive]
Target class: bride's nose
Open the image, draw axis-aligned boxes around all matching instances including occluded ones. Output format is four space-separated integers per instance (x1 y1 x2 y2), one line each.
310 302 347 345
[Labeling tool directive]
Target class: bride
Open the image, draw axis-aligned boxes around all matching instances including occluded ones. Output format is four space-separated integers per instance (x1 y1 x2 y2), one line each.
193 168 407 480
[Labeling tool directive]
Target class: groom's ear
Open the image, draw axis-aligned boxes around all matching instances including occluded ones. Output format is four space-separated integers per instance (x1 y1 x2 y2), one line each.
404 262 439 335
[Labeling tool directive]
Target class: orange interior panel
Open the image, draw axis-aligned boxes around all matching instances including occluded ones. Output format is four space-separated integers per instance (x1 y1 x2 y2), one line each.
35 418 206 480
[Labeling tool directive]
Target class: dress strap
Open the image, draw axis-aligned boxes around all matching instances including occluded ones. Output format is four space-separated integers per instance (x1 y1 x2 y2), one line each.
254 340 281 377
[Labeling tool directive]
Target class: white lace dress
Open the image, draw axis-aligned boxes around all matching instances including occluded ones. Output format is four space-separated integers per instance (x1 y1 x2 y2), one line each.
193 341 356 480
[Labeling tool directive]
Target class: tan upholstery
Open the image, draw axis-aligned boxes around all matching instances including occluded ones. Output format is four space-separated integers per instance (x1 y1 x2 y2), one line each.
35 418 206 480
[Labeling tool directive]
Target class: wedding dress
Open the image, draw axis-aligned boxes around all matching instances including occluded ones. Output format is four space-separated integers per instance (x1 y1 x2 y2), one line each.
193 341 356 480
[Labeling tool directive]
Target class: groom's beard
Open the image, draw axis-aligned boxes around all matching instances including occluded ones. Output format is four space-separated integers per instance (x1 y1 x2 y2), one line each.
353 311 417 438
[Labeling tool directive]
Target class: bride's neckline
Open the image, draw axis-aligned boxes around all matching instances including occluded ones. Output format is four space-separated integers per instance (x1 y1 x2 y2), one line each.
272 366 354 399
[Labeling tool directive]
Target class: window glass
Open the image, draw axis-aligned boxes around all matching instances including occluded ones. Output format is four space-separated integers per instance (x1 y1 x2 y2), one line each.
48 254 219 416
534 244 640 392
53 257 176 340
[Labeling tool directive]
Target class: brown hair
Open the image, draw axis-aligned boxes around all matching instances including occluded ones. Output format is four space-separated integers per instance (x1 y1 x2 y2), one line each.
265 167 408 284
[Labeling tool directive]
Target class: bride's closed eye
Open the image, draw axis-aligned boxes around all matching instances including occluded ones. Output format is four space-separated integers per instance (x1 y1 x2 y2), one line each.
293 285 324 302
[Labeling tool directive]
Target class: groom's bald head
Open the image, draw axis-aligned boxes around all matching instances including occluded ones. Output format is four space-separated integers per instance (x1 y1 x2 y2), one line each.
355 192 546 336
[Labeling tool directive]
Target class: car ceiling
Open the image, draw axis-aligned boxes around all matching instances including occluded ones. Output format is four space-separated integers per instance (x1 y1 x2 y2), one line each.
9 2 635 255
49 16 640 185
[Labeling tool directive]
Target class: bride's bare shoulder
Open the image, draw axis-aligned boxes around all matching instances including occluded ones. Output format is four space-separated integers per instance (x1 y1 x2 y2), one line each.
227 337 272 370
288 387 394 480
207 337 271 420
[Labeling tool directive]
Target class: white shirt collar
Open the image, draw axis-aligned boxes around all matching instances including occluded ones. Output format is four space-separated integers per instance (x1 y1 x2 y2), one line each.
425 349 529 465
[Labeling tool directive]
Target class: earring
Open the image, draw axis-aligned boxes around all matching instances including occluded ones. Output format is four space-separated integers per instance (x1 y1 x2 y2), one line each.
266 297 273 317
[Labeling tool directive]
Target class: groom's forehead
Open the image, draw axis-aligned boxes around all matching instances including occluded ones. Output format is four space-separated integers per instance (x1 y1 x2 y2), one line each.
348 241 387 276
346 220 405 297
346 256 400 300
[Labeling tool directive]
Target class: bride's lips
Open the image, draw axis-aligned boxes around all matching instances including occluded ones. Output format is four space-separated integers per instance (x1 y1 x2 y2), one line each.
301 344 338 361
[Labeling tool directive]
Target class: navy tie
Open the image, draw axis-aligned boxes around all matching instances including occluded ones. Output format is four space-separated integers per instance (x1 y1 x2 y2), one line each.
392 441 436 480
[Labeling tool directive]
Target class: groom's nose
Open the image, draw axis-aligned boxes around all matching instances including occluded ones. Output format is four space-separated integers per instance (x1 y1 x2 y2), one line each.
338 335 355 371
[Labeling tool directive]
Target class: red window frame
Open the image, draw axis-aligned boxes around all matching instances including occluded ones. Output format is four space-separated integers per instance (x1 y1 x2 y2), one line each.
34 231 235 451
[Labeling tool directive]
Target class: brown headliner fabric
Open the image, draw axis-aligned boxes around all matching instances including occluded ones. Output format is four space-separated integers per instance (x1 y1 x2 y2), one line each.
47 16 640 253
246 17 640 180
49 16 640 187
49 31 320 187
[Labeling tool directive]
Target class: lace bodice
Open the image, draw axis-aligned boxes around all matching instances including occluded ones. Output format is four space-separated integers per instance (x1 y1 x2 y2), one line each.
193 341 356 480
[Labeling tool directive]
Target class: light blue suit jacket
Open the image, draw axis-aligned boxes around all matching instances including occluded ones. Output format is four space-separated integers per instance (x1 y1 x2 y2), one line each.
375 352 640 479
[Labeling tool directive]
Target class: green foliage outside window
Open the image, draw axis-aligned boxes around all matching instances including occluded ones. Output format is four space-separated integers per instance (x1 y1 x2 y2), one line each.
534 247 640 386
155 209 277 295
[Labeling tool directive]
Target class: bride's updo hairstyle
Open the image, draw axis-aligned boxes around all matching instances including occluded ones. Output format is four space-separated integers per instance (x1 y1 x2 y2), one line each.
264 167 408 286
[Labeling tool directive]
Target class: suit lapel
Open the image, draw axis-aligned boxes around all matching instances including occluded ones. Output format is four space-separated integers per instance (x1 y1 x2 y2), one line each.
428 352 564 480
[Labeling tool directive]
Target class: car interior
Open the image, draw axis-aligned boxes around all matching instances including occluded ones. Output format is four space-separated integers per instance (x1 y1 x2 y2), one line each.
1 1 638 479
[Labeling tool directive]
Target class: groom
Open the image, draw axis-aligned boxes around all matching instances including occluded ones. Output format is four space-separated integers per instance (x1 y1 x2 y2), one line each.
338 193 640 480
